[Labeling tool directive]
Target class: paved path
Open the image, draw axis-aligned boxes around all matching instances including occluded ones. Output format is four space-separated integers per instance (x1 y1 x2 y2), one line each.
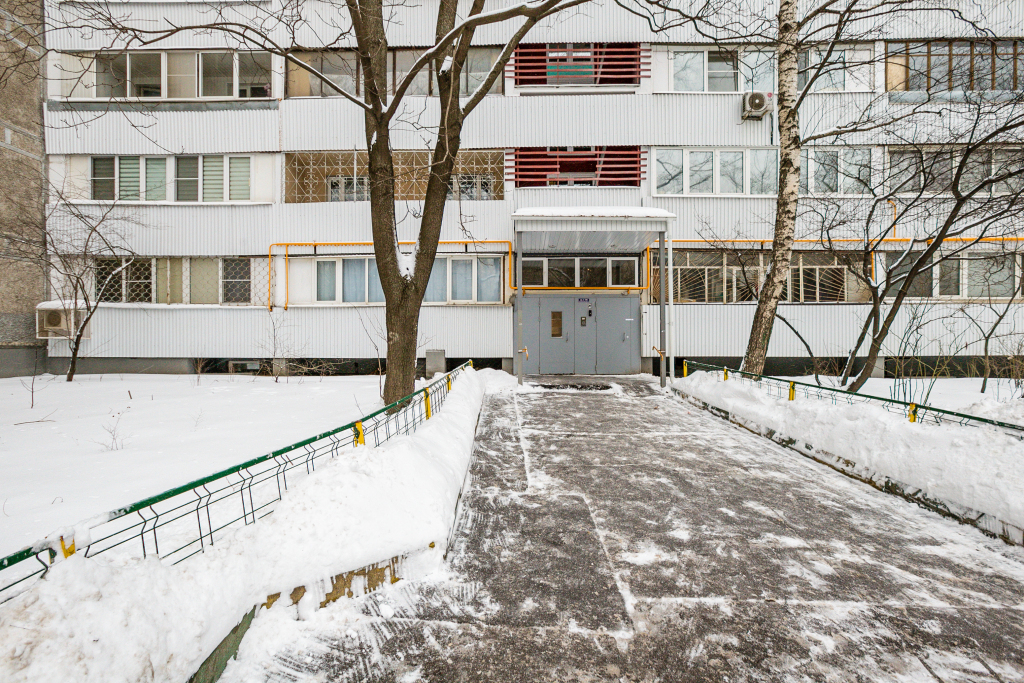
224 377 1024 682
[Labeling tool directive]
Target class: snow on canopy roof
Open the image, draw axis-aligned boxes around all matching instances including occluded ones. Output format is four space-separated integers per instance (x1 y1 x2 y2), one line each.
512 206 675 220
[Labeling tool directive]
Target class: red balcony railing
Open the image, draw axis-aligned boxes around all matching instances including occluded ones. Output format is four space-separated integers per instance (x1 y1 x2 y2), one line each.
508 44 650 86
508 147 646 187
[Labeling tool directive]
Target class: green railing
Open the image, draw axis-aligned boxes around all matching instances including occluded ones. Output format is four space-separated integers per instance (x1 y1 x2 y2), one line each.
678 360 1024 439
0 362 473 601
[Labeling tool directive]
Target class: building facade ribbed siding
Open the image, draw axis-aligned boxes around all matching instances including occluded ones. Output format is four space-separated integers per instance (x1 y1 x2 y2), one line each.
47 306 513 358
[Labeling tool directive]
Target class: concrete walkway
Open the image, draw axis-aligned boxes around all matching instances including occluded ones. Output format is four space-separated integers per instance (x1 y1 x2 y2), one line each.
225 377 1024 682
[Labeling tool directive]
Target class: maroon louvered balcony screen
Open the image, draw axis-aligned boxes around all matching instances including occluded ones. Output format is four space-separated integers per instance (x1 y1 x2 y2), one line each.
509 44 650 86
509 147 646 187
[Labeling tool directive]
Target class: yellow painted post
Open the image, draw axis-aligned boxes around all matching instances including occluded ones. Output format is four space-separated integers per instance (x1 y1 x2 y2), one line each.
468 359 474 368
788 382 795 401
447 376 452 392
723 367 729 381
683 361 688 377
354 421 365 446
908 404 917 423
425 390 432 419
60 535 75 558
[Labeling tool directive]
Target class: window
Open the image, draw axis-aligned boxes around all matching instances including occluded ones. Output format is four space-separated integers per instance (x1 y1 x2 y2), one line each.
328 176 370 202
967 255 1018 298
654 148 778 195
424 259 448 302
797 148 872 194
551 311 563 337
94 258 153 303
662 251 852 303
798 49 844 92
84 51 271 100
512 147 643 187
342 259 366 302
316 260 337 301
91 157 116 200
238 51 272 97
221 259 251 304
176 157 199 201
518 257 638 288
203 156 224 202
451 259 474 301
145 158 167 201
707 51 739 91
229 157 251 201
448 175 494 200
514 43 645 87
391 49 431 96
477 257 502 302
461 47 504 96
368 259 385 302
887 148 1023 195
885 252 932 298
887 40 1024 92
673 50 738 92
740 50 775 92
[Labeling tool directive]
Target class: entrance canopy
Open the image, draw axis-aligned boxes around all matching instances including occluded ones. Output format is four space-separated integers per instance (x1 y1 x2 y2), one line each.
512 206 674 254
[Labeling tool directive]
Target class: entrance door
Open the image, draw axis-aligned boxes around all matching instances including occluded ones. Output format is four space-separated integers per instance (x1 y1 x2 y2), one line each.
538 297 574 373
596 297 641 374
574 297 597 373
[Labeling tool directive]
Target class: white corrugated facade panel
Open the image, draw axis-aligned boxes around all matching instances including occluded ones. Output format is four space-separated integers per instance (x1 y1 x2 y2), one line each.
48 305 512 358
643 303 1024 358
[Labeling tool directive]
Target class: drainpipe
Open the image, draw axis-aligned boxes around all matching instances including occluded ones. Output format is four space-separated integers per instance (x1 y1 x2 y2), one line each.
659 230 667 388
516 231 524 385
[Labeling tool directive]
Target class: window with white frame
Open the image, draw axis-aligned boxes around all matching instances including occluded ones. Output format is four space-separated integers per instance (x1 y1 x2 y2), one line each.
75 51 272 100
312 255 503 304
447 174 494 200
798 148 872 194
797 45 874 92
518 257 638 287
658 251 850 303
672 48 776 92
926 253 1021 299
888 148 1024 195
655 148 779 195
221 258 252 304
328 176 370 201
89 155 252 202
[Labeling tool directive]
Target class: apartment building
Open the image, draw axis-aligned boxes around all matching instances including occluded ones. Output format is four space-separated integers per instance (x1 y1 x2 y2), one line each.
36 2 1024 375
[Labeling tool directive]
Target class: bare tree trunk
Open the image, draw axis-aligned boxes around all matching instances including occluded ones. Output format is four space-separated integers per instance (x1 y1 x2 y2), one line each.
742 0 799 374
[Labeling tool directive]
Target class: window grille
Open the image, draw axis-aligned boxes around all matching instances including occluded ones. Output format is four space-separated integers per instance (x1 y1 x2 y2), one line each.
222 258 252 304
510 147 644 187
94 258 153 303
511 44 649 86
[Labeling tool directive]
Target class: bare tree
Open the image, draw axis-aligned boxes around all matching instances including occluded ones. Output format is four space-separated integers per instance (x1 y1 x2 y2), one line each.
624 0 993 375
25 0 595 402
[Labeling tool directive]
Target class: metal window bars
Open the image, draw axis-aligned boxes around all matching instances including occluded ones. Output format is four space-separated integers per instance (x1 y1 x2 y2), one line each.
679 359 1024 439
0 362 472 602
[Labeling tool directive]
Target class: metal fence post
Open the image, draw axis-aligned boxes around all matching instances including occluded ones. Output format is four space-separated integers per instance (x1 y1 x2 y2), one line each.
909 403 917 422
354 421 365 445
724 367 729 381
788 382 795 401
425 390 432 420
683 360 688 377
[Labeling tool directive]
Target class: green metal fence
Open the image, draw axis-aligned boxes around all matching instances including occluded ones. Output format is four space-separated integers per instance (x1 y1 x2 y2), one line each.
0 362 473 601
679 360 1024 439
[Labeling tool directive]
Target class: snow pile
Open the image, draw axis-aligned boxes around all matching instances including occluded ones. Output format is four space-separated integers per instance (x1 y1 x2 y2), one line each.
673 372 1024 535
0 373 385 557
0 369 487 683
961 397 1024 426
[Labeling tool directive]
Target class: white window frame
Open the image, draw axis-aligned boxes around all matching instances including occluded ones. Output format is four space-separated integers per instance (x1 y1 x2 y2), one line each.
933 252 1023 300
654 148 782 196
797 45 874 93
82 50 273 101
670 47 774 93
518 256 639 288
800 147 874 196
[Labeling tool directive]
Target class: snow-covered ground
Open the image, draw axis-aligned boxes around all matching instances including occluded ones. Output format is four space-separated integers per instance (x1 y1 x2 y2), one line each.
0 373 386 558
674 371 1024 541
786 376 1024 424
0 368 492 683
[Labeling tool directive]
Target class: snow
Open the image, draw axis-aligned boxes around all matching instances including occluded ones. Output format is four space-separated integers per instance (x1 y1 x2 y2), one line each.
0 373 385 559
787 375 1024 419
0 368 489 683
512 206 675 220
673 371 1024 536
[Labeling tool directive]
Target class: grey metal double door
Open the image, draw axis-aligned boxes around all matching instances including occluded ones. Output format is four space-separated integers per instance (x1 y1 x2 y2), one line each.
529 295 640 374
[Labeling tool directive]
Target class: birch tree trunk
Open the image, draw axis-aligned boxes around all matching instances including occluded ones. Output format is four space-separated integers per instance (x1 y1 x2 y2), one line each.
741 0 799 375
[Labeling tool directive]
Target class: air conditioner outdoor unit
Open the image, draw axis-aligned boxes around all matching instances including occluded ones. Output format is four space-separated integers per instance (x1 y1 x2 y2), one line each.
36 308 88 339
742 91 774 120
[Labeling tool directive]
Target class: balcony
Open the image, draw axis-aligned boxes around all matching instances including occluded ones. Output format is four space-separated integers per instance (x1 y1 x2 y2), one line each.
509 44 650 92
